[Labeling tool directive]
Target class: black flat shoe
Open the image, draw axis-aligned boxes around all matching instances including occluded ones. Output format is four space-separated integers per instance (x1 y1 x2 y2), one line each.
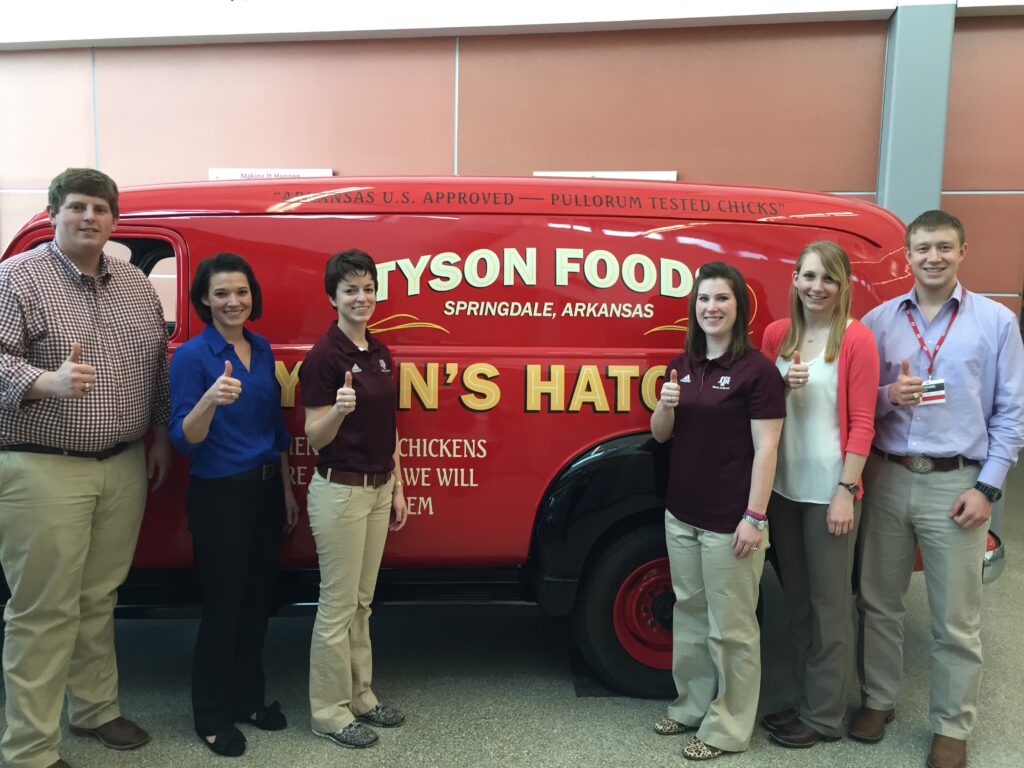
239 701 287 731
200 727 247 757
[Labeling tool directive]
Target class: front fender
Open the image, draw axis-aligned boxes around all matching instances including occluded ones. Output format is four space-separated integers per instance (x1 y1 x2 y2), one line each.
528 432 670 614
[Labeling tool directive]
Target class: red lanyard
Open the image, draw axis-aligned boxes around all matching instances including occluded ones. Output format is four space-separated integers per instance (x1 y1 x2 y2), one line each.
904 287 965 378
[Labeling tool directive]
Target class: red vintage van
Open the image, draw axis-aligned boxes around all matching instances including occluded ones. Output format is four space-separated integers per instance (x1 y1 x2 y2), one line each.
0 176 1002 696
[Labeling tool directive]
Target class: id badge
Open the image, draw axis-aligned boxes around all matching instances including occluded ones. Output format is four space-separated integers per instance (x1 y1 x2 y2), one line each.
919 378 946 405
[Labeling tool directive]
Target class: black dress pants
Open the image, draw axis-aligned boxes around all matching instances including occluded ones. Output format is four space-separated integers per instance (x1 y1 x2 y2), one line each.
187 474 284 737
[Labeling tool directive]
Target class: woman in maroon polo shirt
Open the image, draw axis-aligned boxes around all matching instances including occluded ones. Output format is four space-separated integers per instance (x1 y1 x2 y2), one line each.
299 249 409 750
650 261 786 761
758 241 878 748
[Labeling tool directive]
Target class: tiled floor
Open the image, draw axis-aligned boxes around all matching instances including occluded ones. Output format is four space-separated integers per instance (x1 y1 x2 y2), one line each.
2 465 1022 767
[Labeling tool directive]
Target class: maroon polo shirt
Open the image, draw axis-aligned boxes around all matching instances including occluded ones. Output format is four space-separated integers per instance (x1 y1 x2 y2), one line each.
300 323 396 473
665 348 786 534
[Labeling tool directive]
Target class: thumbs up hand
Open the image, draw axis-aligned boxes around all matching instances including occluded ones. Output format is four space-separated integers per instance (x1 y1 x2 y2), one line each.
659 369 681 408
55 342 98 399
205 359 243 406
335 370 357 415
786 350 810 390
888 357 924 407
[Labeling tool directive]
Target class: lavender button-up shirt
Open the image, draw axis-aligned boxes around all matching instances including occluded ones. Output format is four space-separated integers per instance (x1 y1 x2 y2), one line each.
862 282 1024 488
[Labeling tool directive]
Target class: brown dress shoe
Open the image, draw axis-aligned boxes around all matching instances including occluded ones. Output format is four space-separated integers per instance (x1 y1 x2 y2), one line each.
760 708 798 732
69 716 150 750
927 734 967 768
47 760 73 768
848 706 895 743
769 719 841 748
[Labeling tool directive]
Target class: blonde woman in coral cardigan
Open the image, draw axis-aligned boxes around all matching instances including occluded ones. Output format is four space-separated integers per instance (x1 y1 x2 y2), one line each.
759 241 879 749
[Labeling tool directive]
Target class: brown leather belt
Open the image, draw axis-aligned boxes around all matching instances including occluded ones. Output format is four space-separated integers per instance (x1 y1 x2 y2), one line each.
871 446 979 474
316 466 392 488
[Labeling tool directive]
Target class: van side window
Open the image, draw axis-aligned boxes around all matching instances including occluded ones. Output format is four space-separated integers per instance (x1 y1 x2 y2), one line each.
106 239 179 337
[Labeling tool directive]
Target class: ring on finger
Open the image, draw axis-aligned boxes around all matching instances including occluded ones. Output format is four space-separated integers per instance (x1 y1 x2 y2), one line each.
82 382 92 393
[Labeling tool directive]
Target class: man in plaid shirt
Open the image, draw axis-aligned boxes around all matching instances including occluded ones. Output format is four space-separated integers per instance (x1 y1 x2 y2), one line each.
0 168 171 768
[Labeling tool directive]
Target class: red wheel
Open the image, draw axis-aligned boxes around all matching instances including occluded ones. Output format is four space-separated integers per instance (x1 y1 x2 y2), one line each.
612 557 672 669
573 525 675 697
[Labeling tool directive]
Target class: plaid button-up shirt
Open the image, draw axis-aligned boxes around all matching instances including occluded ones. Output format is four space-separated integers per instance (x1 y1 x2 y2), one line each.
0 241 169 452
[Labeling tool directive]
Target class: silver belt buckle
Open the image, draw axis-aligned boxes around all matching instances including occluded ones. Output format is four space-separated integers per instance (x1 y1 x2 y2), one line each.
907 455 934 474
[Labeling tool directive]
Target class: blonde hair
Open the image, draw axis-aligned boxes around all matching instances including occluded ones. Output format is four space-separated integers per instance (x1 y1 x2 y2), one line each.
778 241 852 364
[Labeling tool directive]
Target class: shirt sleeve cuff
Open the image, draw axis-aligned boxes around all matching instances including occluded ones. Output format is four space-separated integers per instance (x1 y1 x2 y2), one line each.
875 385 896 417
0 364 46 411
977 458 1011 490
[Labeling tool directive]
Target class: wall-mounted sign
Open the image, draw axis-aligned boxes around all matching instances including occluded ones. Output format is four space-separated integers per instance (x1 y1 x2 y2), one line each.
534 171 678 182
209 168 333 181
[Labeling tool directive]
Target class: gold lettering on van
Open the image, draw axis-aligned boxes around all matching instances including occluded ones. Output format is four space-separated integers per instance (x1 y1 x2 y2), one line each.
606 365 640 412
525 365 565 412
641 365 667 411
567 366 609 412
276 361 302 408
377 248 538 301
400 362 440 410
460 363 501 411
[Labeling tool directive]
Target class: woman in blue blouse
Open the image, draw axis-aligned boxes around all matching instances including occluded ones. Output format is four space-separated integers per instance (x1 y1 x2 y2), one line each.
169 252 298 757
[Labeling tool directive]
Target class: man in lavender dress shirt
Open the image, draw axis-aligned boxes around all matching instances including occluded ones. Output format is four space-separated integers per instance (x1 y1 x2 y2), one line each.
853 210 1024 768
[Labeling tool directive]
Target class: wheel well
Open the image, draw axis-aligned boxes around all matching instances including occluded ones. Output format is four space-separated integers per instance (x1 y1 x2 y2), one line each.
526 432 669 614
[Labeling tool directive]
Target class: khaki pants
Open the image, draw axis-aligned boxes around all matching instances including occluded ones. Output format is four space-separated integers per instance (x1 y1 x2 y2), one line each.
0 444 147 768
665 512 765 753
768 491 859 737
857 455 985 739
307 472 393 733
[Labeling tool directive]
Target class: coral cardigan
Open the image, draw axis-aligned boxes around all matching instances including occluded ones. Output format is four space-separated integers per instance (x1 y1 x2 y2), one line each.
761 318 880 496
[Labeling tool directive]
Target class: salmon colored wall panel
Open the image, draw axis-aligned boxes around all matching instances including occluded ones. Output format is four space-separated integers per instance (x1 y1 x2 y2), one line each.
0 50 96 188
939 194 1024 297
945 18 1024 190
94 39 456 186
457 23 886 191
990 295 1022 317
0 192 47 254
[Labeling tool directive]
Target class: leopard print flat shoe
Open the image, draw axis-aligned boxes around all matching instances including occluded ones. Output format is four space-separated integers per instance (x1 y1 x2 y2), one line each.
683 737 724 760
654 716 692 736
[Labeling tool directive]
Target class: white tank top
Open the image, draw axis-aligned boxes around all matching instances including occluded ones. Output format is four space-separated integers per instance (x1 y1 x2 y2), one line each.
773 352 844 503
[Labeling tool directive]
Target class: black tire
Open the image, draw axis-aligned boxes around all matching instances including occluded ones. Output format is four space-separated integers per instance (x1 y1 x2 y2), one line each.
572 523 675 698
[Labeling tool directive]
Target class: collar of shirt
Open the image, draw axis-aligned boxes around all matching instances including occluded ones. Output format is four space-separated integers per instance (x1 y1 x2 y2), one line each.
896 280 965 316
201 322 246 354
326 322 382 354
50 241 113 285
695 349 736 370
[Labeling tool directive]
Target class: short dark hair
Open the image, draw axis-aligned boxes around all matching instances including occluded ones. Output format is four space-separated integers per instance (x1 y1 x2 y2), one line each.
48 168 120 219
906 210 966 249
190 252 263 323
685 261 752 362
325 249 377 299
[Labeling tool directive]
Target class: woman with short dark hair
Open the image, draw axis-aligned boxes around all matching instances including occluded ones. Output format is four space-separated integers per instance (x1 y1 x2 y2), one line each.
300 248 408 750
170 252 298 757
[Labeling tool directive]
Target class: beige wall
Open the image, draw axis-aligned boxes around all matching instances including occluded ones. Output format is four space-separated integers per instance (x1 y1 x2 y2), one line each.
1 18 1021 315
458 23 885 189
943 16 1024 315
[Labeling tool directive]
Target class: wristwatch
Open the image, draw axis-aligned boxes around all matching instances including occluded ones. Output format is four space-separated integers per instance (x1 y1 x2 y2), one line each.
974 481 1003 503
837 481 859 496
742 513 767 531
